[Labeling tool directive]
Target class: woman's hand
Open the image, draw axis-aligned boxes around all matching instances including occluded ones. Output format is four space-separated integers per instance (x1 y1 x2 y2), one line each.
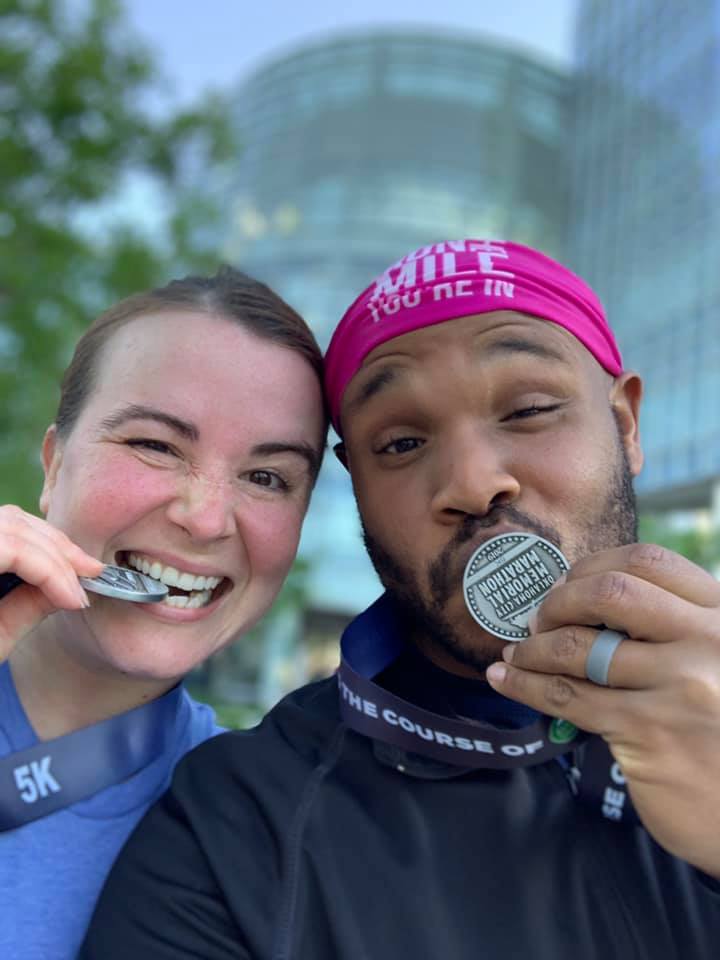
0 505 105 660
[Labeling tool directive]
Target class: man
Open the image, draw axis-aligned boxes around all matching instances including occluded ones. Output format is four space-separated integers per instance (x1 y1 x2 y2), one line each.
81 240 720 959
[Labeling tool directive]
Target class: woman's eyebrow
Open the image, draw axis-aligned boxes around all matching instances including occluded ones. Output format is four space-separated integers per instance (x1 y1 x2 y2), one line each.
98 404 199 442
251 441 321 478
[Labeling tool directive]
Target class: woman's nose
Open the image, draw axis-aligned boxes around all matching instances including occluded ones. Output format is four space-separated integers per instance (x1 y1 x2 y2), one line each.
166 474 237 541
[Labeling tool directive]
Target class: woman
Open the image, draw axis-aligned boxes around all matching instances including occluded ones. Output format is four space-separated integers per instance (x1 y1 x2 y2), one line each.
0 265 327 960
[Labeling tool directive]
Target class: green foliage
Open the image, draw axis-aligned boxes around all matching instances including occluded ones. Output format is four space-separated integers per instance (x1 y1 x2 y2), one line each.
639 514 720 572
188 557 312 708
0 0 236 507
186 692 262 731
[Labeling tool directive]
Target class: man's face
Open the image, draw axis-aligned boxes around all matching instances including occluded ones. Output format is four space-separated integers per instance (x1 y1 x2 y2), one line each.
339 311 643 675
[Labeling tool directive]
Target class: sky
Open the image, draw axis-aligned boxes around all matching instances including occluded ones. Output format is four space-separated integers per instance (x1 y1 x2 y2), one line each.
121 0 579 107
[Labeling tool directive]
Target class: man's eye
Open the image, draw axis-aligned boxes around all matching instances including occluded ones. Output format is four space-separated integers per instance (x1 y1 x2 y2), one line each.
248 470 287 491
505 404 560 421
380 437 423 455
126 438 176 455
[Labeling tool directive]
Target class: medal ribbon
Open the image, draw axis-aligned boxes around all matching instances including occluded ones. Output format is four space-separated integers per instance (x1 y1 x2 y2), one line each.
338 657 585 769
0 684 181 830
338 595 638 822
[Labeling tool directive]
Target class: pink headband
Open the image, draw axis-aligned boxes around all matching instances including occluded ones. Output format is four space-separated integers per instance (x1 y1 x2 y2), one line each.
325 239 623 434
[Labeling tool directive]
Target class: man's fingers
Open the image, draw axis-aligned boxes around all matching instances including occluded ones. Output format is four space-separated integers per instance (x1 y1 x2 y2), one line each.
485 660 638 736
565 543 720 608
533 570 710 643
504 628 665 690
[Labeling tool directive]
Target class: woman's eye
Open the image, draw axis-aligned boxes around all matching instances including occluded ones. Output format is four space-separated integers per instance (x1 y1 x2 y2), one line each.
126 438 176 455
380 437 423 455
248 470 287 491
505 404 560 421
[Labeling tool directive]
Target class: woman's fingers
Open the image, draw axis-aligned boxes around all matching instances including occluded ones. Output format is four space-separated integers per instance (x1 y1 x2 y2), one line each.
0 506 104 656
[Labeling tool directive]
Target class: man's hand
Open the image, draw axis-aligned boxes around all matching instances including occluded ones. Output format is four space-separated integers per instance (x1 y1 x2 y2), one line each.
486 542 720 877
0 505 104 660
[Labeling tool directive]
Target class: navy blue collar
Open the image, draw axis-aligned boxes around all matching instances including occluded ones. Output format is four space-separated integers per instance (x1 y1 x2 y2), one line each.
342 593 539 730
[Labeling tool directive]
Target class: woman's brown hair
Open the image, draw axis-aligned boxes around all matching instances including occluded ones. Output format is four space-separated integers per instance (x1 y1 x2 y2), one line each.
55 265 328 451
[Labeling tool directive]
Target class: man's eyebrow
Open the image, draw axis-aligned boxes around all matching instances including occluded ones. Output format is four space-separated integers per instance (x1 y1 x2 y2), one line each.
98 404 199 442
251 442 321 478
346 335 568 415
480 336 569 364
345 366 405 414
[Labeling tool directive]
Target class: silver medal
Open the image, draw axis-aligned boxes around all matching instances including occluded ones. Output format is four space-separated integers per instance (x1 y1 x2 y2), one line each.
0 565 167 603
463 533 569 641
79 564 168 603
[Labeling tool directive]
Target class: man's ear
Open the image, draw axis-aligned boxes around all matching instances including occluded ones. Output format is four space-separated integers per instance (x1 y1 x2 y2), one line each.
39 425 62 515
333 441 349 471
610 372 644 477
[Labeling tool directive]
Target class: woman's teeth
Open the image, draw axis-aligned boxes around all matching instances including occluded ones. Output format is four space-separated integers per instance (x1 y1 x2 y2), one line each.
163 591 213 609
126 553 222 608
127 555 221 591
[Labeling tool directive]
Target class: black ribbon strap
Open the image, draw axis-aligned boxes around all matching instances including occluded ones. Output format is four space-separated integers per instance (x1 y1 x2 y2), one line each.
338 658 587 769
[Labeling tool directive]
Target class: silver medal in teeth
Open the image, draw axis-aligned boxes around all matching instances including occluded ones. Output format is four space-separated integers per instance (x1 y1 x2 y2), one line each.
79 564 168 602
463 533 569 641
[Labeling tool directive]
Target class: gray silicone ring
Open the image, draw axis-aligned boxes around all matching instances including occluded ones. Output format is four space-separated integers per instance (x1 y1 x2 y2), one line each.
585 629 625 686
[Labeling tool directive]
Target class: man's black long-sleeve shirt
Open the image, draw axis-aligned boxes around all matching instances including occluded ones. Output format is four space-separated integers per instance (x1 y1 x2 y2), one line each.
80 674 720 959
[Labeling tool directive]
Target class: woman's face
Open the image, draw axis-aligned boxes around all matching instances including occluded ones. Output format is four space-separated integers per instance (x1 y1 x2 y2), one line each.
40 310 325 681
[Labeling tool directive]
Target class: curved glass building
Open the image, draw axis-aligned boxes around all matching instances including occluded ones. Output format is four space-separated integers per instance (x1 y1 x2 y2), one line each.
568 0 720 513
223 29 570 615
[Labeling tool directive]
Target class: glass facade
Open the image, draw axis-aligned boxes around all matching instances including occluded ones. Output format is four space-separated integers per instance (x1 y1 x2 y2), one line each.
223 29 570 614
568 0 720 509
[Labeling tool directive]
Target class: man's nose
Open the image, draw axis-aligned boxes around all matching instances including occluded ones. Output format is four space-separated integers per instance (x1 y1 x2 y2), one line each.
166 473 238 541
430 424 521 524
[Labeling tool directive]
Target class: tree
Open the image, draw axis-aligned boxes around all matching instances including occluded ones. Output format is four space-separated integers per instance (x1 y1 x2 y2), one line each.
0 0 235 506
639 513 720 574
187 557 314 724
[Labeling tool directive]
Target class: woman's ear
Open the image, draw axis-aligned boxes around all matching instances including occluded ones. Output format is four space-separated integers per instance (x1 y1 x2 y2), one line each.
39 425 62 515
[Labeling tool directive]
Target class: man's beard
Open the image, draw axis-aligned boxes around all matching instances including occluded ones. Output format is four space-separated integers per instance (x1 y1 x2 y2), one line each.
360 433 638 674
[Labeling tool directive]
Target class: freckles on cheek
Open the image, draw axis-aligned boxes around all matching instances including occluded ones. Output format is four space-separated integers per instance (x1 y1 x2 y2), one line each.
243 505 304 575
77 460 172 527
